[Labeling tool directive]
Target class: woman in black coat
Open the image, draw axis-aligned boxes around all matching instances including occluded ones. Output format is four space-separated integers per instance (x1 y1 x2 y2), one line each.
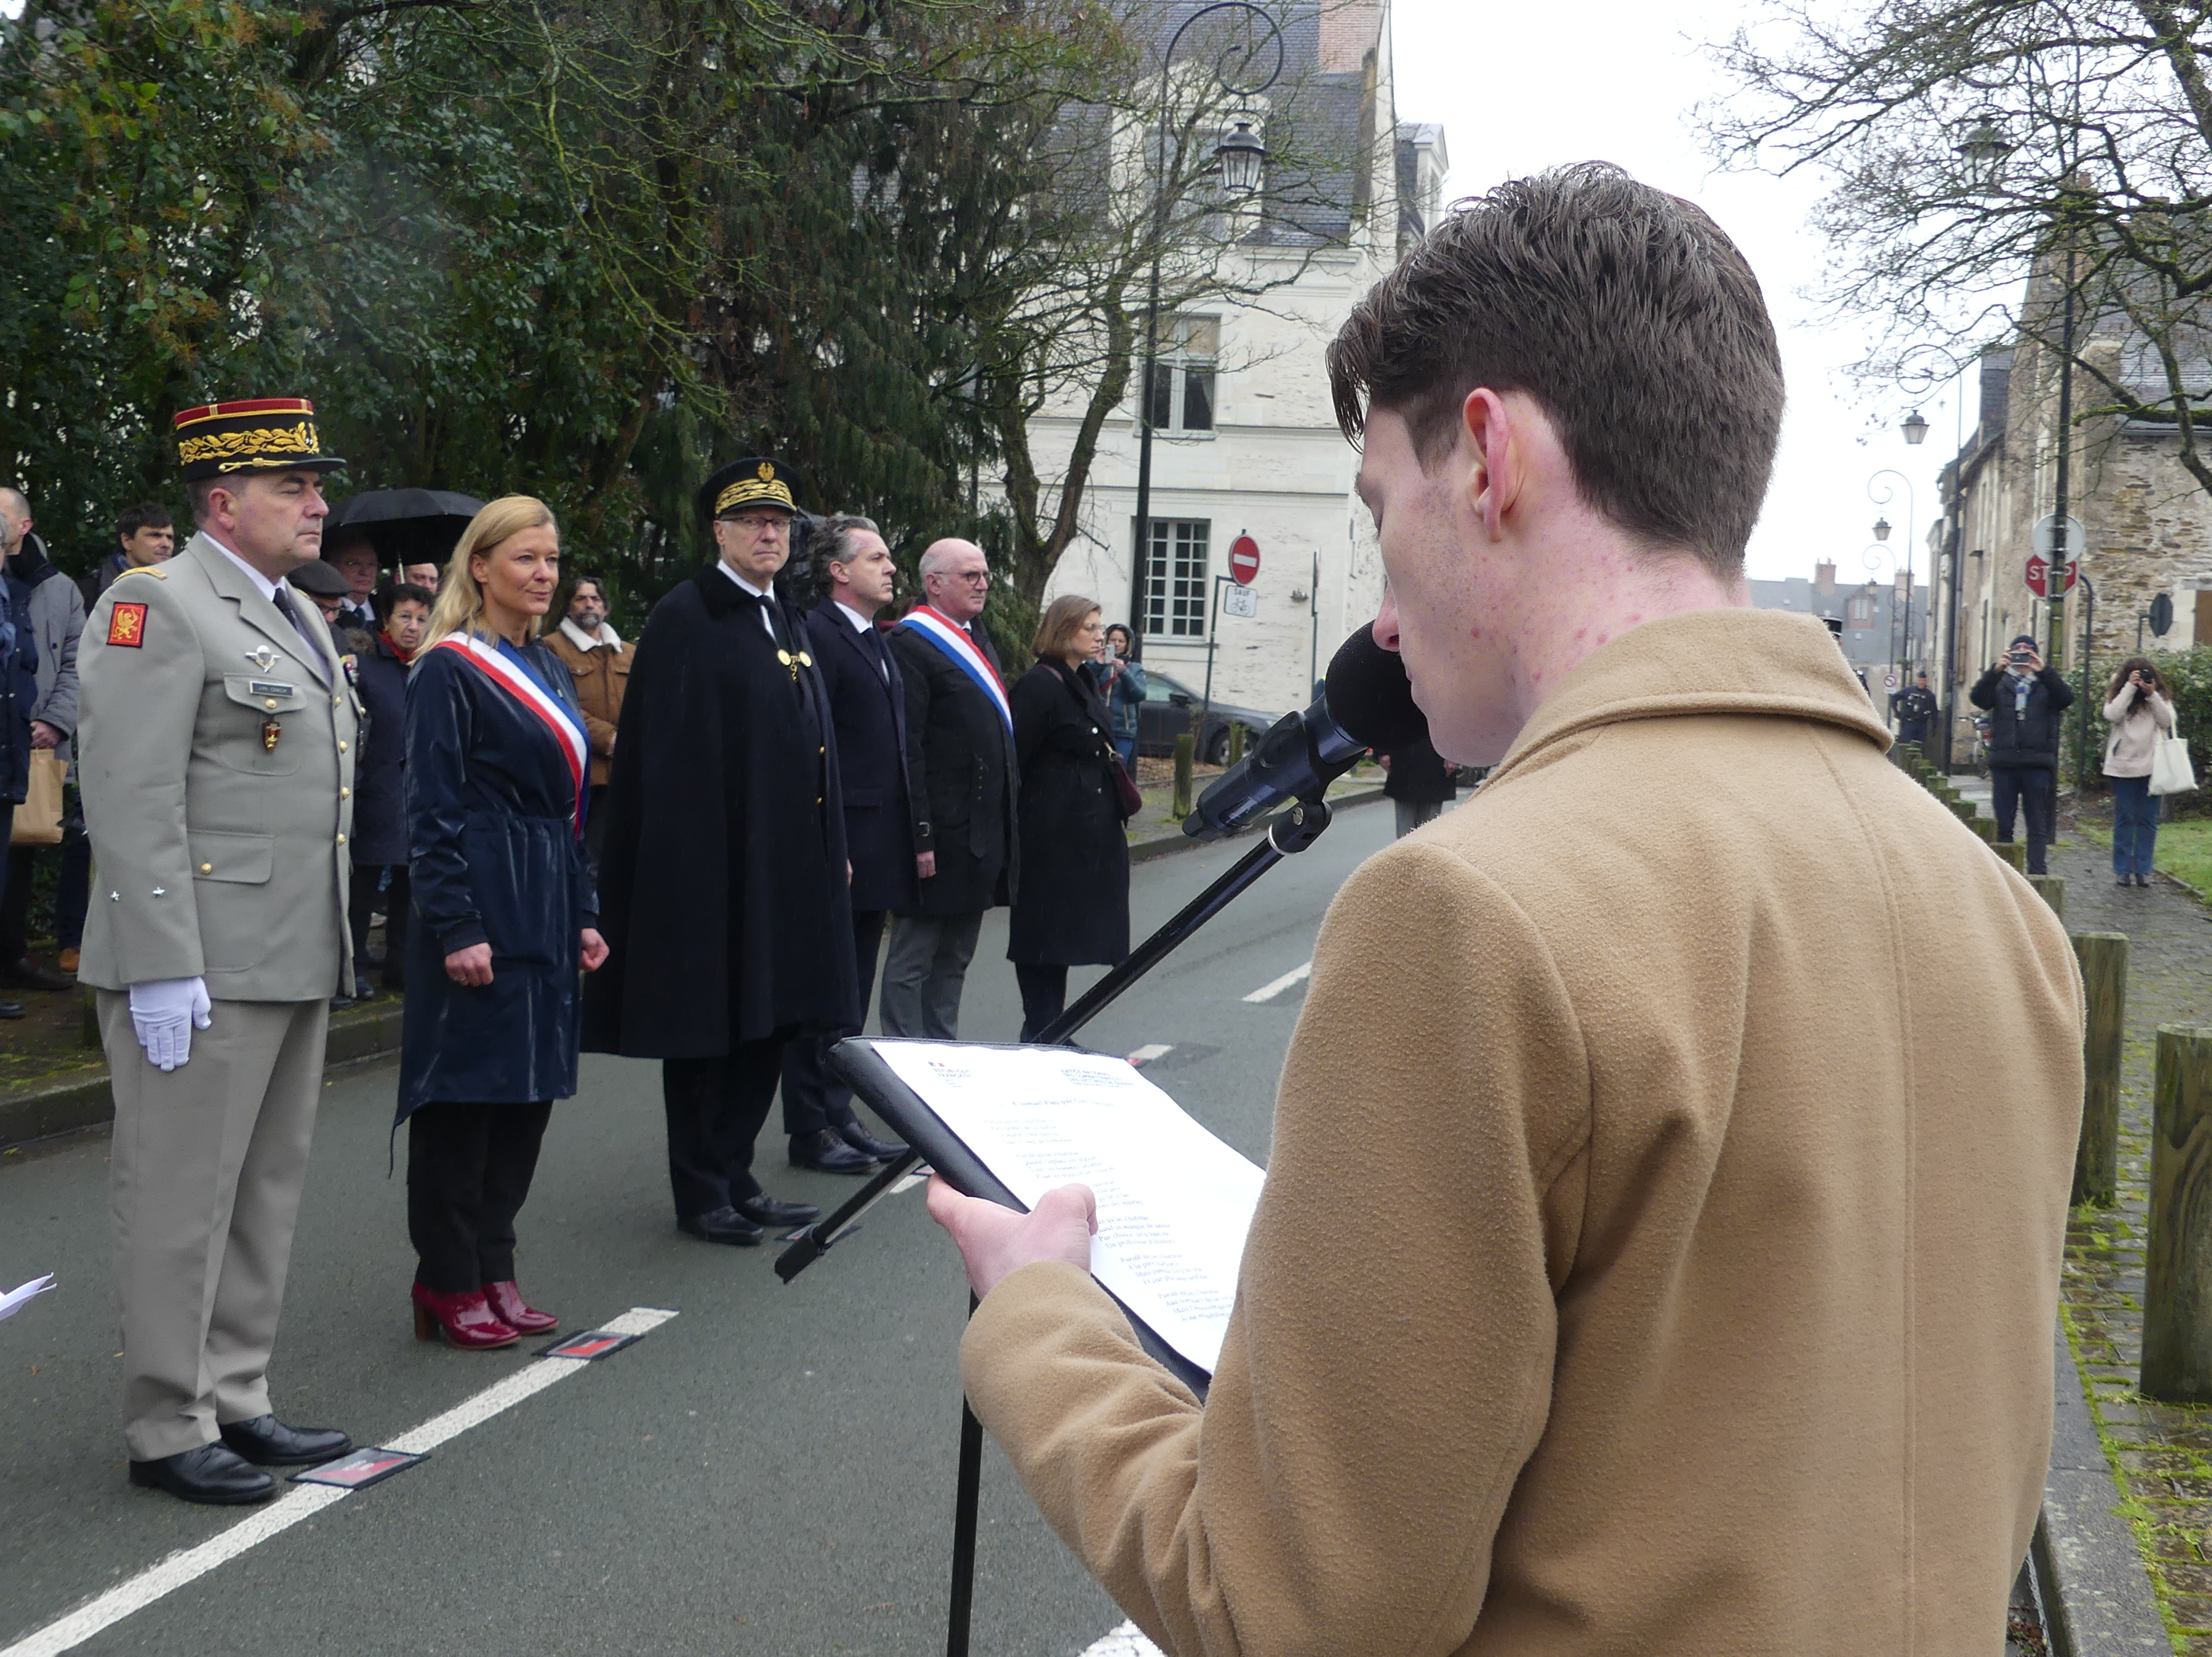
1007 595 1130 1040
399 497 605 1351
345 584 433 995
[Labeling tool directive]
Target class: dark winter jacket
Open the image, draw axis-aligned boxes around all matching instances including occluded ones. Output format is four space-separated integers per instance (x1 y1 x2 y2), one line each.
1007 658 1129 968
1381 736 1456 804
1969 665 2076 770
397 636 596 1119
350 632 411 867
0 568 37 805
6 534 83 762
890 611 1018 918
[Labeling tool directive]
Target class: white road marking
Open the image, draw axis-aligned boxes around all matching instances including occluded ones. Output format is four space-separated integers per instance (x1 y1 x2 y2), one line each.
2 1305 679 1657
890 1172 927 1195
1079 1623 1165 1656
1125 1044 1174 1068
1242 961 1312 1003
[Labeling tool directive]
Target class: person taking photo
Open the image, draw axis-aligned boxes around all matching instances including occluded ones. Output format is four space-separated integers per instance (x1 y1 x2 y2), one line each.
2102 654 2176 888
1969 634 2076 876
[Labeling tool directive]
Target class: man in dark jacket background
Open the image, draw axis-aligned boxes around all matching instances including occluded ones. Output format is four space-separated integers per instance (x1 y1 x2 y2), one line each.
781 513 913 1174
80 503 177 609
0 552 37 1020
882 538 1018 1040
0 487 88 992
1971 635 2076 875
1379 733 1456 838
583 457 855 1247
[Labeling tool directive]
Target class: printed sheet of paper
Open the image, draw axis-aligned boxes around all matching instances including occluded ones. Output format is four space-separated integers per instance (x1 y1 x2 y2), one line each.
0 1274 56 1322
874 1042 1263 1374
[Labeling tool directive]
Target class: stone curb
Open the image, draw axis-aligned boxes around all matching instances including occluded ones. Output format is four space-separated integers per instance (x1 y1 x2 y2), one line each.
1127 787 1385 864
0 1000 405 1153
2038 1322 2171 1655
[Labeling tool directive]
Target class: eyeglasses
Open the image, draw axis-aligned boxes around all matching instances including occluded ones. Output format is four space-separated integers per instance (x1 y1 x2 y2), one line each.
933 570 991 586
727 513 787 531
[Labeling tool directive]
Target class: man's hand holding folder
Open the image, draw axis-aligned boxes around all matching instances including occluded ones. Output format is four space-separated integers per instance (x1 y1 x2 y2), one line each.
927 1177 1097 1298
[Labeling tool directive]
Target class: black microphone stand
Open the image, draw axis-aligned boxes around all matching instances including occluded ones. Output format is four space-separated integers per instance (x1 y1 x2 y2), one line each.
775 793 1337 1656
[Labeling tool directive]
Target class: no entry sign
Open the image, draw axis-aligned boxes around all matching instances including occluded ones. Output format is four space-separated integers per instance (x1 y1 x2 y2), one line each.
2025 554 2077 599
1228 535 1260 585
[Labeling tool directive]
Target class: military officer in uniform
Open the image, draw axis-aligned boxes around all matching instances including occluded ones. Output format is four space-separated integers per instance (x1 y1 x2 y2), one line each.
78 397 361 1505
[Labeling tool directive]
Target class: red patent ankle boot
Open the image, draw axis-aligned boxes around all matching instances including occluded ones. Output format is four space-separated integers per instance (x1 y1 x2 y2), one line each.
481 1280 557 1336
410 1282 519 1350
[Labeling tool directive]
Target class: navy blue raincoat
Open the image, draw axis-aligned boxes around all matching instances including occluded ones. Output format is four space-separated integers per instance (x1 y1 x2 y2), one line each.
396 634 596 1121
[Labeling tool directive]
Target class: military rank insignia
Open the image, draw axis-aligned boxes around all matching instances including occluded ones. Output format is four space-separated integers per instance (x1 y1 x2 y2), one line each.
107 603 148 648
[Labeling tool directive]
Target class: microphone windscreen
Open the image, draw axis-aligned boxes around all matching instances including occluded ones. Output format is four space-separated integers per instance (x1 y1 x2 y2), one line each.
1324 626 1427 750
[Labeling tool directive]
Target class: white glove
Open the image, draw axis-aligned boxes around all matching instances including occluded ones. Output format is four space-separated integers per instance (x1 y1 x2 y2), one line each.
128 977 213 1072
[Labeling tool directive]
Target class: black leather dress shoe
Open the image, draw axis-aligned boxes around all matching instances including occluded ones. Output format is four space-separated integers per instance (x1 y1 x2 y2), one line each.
734 1192 821 1228
219 1414 353 1467
791 1128 880 1174
678 1205 766 1246
1 956 73 991
837 1120 908 1162
129 1443 276 1505
0 998 22 1020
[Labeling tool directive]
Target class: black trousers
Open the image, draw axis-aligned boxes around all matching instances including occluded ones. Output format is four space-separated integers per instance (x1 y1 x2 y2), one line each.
1991 765 2057 875
663 1042 785 1218
1016 963 1069 1043
406 1100 554 1293
347 864 409 989
779 908 887 1136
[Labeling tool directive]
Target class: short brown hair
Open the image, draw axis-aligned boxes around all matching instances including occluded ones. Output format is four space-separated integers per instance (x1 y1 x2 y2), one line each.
1033 593 1100 662
1326 162 1784 573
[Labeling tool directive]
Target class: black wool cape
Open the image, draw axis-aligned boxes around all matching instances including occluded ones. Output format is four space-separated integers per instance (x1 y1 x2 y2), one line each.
580 566 856 1058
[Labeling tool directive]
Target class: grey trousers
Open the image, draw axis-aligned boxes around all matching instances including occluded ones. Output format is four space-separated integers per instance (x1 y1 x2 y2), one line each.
1393 799 1444 838
102 993 329 1461
878 911 986 1041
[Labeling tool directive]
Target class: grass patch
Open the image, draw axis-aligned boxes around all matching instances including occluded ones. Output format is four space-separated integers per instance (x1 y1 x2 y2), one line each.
2154 819 2212 901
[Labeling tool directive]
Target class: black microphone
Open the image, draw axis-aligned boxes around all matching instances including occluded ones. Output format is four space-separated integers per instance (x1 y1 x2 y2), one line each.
1183 625 1427 840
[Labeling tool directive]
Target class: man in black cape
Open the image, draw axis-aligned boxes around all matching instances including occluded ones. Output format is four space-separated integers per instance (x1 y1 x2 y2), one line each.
581 458 856 1246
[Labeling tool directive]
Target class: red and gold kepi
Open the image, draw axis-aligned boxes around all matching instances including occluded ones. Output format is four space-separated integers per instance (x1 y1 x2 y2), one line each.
172 398 347 481
697 455 800 528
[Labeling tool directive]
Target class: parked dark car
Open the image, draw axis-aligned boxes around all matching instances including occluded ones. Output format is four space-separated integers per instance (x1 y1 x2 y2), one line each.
1135 669 1280 765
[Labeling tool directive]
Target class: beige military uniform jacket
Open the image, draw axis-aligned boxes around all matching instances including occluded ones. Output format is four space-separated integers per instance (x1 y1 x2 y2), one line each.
77 533 360 1001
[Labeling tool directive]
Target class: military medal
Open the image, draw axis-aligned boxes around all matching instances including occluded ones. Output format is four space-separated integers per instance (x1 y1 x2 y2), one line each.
262 716 282 752
245 645 280 672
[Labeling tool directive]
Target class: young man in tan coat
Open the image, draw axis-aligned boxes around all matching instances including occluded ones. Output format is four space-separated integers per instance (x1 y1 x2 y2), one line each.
928 164 2084 1654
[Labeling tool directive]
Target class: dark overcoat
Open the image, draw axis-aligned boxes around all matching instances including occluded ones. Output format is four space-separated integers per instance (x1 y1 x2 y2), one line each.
1970 665 2076 769
580 566 855 1058
349 632 410 867
397 637 596 1119
890 615 1018 918
1007 658 1129 968
1381 736 1455 804
802 602 916 915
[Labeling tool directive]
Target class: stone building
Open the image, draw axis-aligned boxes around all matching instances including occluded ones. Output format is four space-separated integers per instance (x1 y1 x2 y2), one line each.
1750 564 1930 694
1940 272 2212 758
1029 0 1445 734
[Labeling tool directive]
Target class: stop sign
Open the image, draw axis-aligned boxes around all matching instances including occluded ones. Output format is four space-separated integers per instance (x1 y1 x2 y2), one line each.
1228 535 1260 585
2025 553 2077 598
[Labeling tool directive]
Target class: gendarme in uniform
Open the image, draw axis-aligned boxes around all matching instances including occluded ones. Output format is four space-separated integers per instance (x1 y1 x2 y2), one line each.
78 397 361 1504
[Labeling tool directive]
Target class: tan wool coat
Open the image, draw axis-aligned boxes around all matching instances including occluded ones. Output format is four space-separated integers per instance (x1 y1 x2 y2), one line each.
964 607 2083 1656
546 620 628 786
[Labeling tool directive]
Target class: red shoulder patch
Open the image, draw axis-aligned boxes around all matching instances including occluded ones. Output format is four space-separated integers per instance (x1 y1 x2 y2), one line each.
107 603 147 648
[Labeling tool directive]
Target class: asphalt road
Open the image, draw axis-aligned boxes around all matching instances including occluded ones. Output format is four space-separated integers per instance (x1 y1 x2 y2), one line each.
0 796 1417 1657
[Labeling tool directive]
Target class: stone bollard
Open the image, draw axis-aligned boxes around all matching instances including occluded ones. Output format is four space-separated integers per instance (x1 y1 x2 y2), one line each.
1970 816 1997 844
1993 840 2026 871
2070 933 2127 1207
2030 874 2067 920
1227 722 1248 766
2142 1024 2212 1400
1172 733 1194 820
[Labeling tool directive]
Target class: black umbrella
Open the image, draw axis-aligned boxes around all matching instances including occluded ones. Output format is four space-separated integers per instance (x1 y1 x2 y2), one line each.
324 488 485 570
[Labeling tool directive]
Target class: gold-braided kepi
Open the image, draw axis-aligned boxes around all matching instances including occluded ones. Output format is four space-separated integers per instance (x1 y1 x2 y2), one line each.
173 398 346 481
698 456 801 527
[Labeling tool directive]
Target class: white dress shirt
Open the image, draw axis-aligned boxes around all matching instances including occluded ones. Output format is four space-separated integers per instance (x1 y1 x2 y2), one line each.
714 560 778 641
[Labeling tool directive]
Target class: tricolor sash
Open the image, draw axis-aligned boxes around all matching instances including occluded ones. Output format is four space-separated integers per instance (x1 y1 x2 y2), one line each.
897 605 1012 735
430 634 590 838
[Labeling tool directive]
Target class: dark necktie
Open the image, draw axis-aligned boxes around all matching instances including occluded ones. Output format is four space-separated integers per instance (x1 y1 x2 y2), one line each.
863 624 890 682
270 586 325 671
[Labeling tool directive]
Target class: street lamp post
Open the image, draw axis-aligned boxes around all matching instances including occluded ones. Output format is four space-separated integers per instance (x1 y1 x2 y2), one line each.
1127 2 1282 659
1867 468 1918 688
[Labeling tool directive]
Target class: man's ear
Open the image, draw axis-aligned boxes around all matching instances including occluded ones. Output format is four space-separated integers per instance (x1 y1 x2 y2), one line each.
1458 388 1520 542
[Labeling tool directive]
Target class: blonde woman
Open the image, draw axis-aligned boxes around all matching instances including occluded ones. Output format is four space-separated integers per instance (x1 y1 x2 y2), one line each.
399 496 607 1349
2102 655 2176 888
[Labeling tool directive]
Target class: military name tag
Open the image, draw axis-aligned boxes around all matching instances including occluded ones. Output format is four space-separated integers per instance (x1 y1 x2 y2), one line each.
248 680 295 698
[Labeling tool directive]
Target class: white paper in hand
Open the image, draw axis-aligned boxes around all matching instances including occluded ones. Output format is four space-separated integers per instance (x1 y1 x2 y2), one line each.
0 1274 56 1322
876 1043 1264 1374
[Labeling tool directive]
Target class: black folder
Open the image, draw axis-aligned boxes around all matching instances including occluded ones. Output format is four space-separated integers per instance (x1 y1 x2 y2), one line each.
828 1036 1215 1400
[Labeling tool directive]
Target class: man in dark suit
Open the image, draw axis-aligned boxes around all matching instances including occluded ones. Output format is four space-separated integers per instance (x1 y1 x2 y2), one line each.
882 538 1018 1039
782 515 913 1173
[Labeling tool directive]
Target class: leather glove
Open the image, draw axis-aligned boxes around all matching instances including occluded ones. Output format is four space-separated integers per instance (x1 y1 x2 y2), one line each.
127 977 213 1072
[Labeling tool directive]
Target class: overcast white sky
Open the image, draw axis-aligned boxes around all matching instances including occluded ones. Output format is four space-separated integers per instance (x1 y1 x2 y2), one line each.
1394 0 1957 586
